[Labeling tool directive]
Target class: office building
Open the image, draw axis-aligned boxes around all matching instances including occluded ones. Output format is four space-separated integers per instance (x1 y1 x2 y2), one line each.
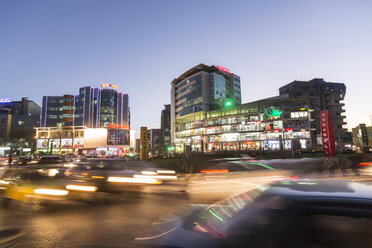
37 84 131 155
160 104 171 155
0 97 41 154
148 128 160 156
279 78 347 144
41 84 130 129
171 64 241 144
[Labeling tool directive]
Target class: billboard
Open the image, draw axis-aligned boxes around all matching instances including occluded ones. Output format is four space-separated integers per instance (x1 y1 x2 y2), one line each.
84 128 107 148
107 129 130 146
140 127 148 161
320 110 336 156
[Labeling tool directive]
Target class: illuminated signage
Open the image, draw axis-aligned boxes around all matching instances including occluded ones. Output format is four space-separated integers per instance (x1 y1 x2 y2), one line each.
100 84 119 90
140 127 148 161
216 65 231 74
108 123 129 129
320 110 336 156
360 124 369 152
0 98 11 103
265 107 282 117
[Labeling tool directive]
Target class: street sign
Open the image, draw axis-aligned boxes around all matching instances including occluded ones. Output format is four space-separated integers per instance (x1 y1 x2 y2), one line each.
320 110 336 156
140 127 148 161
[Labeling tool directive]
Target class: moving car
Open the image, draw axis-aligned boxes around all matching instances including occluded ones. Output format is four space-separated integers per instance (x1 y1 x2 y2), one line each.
0 166 98 206
138 179 372 248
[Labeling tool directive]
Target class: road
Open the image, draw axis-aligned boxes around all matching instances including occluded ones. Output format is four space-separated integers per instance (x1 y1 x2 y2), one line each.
0 193 191 248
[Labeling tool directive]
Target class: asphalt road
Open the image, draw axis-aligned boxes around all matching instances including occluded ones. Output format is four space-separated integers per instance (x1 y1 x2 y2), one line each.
0 193 191 248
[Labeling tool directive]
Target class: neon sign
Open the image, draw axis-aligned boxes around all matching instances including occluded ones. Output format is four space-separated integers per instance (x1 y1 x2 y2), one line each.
0 98 11 103
101 84 119 90
216 65 231 74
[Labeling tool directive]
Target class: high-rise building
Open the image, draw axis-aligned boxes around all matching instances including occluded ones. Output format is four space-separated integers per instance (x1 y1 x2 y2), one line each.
41 84 130 128
36 84 131 155
171 64 241 144
148 128 161 156
279 78 347 144
0 97 41 154
160 104 171 155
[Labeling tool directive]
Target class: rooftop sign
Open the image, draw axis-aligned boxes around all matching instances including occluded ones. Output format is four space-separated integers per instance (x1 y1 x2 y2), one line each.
0 98 11 103
216 65 231 74
101 84 119 90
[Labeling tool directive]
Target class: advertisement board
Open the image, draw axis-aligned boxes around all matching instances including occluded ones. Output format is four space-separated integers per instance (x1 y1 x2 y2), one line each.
107 129 130 146
140 127 148 161
37 139 49 149
84 128 107 148
320 110 336 156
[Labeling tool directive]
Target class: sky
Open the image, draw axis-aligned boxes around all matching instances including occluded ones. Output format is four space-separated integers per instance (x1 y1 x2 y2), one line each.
1 0 372 131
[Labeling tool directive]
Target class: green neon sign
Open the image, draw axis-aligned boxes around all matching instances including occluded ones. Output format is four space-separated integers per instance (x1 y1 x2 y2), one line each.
265 108 282 117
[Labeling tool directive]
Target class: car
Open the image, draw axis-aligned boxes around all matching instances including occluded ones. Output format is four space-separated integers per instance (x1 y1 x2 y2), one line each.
64 161 160 193
0 166 98 207
38 155 63 164
138 179 372 248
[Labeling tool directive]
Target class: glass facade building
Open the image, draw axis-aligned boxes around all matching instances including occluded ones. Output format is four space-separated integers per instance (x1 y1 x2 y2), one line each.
171 64 242 144
41 85 130 129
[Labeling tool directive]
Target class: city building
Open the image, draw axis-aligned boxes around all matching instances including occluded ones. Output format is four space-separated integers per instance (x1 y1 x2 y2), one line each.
41 84 130 129
174 97 314 153
148 128 160 156
171 64 241 144
352 124 372 150
37 84 131 155
0 97 41 154
160 104 171 155
279 78 348 144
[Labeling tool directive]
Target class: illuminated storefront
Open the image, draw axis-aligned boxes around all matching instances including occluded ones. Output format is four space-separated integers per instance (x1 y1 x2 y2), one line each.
174 100 314 153
35 126 130 155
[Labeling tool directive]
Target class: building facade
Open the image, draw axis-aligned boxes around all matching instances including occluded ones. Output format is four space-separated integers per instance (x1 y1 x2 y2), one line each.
0 97 41 154
174 98 314 153
279 78 347 144
171 64 241 145
41 84 130 129
37 84 131 155
160 104 171 155
148 128 161 156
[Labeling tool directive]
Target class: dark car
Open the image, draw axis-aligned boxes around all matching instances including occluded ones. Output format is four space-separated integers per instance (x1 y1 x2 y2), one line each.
38 156 63 164
138 179 372 248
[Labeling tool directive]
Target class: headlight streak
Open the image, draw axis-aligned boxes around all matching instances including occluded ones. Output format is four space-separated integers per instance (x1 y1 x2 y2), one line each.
134 174 178 180
34 189 69 196
66 185 97 192
135 225 179 241
0 180 9 185
107 176 161 184
141 171 157 175
156 170 176 174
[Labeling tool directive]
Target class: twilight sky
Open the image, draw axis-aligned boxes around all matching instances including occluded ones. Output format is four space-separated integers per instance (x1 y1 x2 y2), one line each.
1 0 372 131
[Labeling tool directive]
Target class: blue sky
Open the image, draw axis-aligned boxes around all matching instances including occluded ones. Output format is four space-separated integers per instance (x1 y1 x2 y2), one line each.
1 0 371 130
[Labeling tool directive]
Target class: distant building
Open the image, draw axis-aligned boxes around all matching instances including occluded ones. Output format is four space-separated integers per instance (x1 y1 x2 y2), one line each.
160 104 171 155
279 78 347 144
41 84 130 128
148 128 161 156
171 64 241 144
352 124 372 149
37 84 131 155
0 97 41 154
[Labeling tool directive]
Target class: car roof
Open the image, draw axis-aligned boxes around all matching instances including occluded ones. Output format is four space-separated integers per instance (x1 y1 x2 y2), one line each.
266 179 372 201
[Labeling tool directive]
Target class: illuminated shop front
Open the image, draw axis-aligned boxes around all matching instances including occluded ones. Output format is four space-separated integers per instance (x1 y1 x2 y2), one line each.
174 101 314 153
35 126 130 155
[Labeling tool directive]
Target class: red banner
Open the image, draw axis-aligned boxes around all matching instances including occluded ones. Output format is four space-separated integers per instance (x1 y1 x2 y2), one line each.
320 110 336 156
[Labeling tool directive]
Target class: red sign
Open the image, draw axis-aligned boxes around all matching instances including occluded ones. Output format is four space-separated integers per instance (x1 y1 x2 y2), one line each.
320 110 336 156
216 65 231 74
108 123 129 129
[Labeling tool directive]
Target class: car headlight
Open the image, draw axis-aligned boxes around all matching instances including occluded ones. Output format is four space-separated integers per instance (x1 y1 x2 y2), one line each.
34 189 69 196
66 185 97 192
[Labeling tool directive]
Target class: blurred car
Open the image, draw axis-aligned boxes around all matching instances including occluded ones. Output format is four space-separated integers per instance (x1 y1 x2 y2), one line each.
64 161 161 193
138 179 372 248
0 166 98 206
188 158 292 202
38 155 63 164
